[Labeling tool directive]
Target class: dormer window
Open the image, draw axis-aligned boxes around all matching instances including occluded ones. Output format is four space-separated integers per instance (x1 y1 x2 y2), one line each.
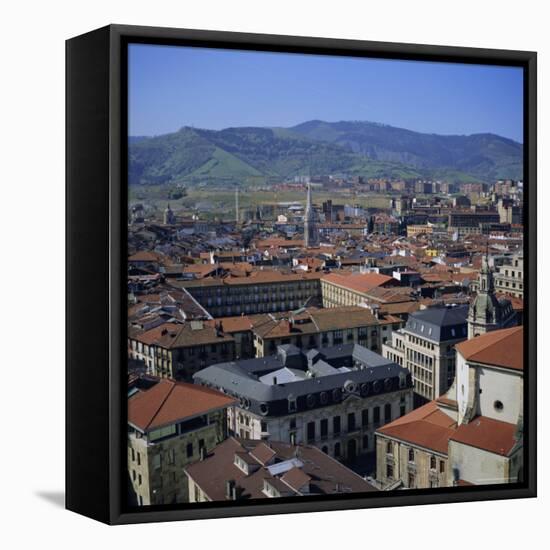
288 396 297 413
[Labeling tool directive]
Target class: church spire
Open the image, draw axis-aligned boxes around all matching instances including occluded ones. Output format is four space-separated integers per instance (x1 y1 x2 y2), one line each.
304 182 319 248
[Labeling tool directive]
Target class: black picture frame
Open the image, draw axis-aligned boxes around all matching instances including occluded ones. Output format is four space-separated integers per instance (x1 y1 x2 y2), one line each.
66 24 537 525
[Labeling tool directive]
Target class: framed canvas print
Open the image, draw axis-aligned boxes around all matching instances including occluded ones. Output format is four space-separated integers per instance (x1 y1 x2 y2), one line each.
66 24 537 525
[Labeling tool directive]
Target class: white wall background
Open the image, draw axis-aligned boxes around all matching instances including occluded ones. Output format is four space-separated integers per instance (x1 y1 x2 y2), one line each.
1 0 547 546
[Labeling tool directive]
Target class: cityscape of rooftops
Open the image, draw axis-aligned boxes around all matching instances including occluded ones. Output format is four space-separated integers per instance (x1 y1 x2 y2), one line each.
126 44 525 507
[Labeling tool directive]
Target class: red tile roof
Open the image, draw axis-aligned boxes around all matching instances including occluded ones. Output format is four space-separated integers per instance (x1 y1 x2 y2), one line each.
128 379 236 432
455 326 523 371
450 416 518 456
376 401 456 454
322 272 396 294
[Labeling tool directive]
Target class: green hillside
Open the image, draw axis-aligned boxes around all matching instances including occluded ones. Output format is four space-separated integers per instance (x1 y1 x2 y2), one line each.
129 121 523 185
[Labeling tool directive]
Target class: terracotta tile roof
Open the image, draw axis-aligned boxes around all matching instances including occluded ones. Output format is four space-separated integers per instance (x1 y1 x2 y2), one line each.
322 272 396 295
380 301 421 316
215 316 253 333
179 270 322 288
249 442 276 465
281 467 311 491
128 379 236 432
149 321 234 349
185 437 377 501
455 326 523 371
249 306 382 339
450 416 517 456
128 250 166 263
131 322 181 346
376 401 457 454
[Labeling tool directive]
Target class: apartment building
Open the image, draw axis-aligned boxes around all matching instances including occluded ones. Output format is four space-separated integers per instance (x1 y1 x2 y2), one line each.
382 305 468 402
193 343 413 463
250 306 402 357
127 379 236 505
174 271 323 318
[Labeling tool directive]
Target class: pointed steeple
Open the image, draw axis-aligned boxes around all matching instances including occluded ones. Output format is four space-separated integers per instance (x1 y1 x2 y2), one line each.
304 182 319 248
468 253 513 338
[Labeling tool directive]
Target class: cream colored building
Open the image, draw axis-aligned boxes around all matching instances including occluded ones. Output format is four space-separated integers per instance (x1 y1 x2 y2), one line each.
494 254 524 299
382 305 468 402
375 326 524 489
250 306 402 357
321 272 397 308
127 379 236 506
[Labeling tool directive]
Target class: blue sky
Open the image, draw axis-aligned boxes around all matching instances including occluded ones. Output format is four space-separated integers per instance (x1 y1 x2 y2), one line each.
128 44 524 142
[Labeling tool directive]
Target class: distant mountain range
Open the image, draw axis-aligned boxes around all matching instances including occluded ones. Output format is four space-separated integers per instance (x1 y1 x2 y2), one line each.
129 120 523 186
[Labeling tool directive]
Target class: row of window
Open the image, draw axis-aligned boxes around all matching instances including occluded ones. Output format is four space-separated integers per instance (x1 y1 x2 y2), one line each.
406 348 434 368
304 405 397 443
407 333 435 350
191 282 319 297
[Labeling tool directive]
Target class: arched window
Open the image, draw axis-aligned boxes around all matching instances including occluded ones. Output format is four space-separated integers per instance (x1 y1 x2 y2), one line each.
386 441 393 454
408 448 414 462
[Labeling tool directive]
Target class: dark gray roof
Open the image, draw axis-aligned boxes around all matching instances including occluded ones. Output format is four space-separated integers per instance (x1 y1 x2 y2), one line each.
193 343 412 417
404 305 468 343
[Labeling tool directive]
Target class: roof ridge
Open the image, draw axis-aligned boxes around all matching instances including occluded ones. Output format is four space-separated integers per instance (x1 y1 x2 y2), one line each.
145 380 176 430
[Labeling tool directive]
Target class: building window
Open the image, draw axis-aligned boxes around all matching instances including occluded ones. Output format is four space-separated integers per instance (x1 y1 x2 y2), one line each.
386 441 393 454
307 421 315 442
386 464 394 479
334 442 341 457
167 448 175 465
494 400 504 412
384 403 392 423
333 416 341 435
186 443 193 458
439 460 445 474
408 473 415 488
347 412 356 432
408 448 414 462
131 449 135 462
430 456 436 470
137 452 141 466
132 470 136 481
361 409 369 426
373 406 380 424
138 474 142 486
362 435 368 450
288 397 297 413
320 419 328 439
